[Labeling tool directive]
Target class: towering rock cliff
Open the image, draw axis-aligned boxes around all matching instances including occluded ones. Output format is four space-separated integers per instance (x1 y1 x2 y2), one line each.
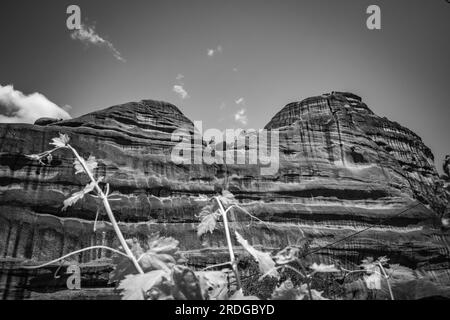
265 92 446 213
0 93 449 299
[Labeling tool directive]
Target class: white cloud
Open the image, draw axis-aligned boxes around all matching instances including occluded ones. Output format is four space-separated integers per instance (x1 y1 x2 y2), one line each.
235 97 245 105
234 109 248 126
207 45 223 57
176 74 185 81
71 23 125 62
173 85 189 100
0 84 71 124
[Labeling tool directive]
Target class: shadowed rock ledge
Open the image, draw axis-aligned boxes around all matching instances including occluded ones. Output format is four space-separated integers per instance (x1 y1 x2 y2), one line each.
0 93 449 299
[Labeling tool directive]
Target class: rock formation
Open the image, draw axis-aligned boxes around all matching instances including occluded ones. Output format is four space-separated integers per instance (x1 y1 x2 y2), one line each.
444 155 450 179
34 118 63 126
441 156 450 230
0 93 449 299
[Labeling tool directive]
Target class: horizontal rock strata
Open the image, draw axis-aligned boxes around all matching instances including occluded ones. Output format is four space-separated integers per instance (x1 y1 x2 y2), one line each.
0 94 449 299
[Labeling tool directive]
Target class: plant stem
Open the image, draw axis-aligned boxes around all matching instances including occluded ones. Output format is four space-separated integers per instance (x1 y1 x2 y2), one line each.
297 263 313 300
68 145 144 274
378 262 394 300
22 246 130 269
225 205 271 229
306 279 313 300
201 261 232 271
216 197 242 290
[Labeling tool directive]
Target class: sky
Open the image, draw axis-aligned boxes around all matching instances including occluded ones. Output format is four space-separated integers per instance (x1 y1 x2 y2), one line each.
0 0 449 171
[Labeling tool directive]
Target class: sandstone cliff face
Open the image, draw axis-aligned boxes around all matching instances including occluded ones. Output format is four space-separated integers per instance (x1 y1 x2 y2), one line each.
0 93 449 299
265 92 444 211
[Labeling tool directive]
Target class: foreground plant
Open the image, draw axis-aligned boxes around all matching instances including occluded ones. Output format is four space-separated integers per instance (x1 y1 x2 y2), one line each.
111 234 258 300
195 190 344 300
194 190 412 300
26 133 143 274
23 134 425 300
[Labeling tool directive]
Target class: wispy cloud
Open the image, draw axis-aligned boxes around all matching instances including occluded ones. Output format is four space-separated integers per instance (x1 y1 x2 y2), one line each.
176 74 185 81
207 45 223 57
235 97 245 105
173 85 189 100
0 84 71 124
71 23 125 62
219 102 226 110
234 109 248 126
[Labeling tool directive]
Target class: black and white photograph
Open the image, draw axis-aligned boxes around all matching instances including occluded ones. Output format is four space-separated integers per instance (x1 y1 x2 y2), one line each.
0 0 449 306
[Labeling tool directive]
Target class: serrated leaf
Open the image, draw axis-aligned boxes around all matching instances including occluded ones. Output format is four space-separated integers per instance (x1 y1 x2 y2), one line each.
197 204 212 217
141 236 181 273
219 190 238 207
279 283 329 300
197 211 219 236
385 264 416 281
50 133 70 148
147 233 180 254
310 289 329 300
377 256 389 265
118 270 168 300
139 253 174 272
235 231 279 279
229 289 260 300
110 239 145 283
197 271 228 300
310 263 340 273
361 256 389 274
74 155 98 175
62 178 101 211
364 273 382 290
360 257 377 273
110 234 182 283
222 190 235 199
271 280 305 300
26 154 42 161
273 246 300 265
